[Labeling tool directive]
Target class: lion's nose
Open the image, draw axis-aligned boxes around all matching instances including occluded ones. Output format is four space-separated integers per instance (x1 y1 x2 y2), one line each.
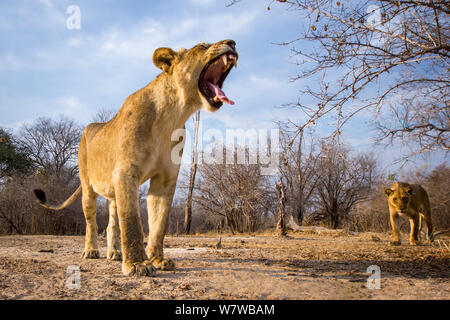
224 39 236 49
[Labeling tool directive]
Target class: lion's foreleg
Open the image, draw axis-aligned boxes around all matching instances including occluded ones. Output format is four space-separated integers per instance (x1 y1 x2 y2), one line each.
146 174 177 271
113 168 155 276
390 211 401 246
409 216 420 245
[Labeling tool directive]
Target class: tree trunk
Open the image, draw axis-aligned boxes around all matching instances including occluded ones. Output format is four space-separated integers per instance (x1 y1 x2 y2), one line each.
293 207 303 226
276 179 287 236
226 213 237 234
183 206 192 234
183 111 200 234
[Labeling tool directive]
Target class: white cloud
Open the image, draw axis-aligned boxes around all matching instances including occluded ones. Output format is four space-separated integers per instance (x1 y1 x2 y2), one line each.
0 52 25 71
37 0 54 8
11 119 35 131
59 96 83 110
249 75 284 89
94 9 259 60
67 37 82 48
56 96 92 121
190 0 216 7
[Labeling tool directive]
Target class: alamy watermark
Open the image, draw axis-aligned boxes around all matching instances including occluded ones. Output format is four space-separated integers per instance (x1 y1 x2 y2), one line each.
66 265 81 290
366 265 381 290
365 4 403 46
66 5 81 30
171 125 280 176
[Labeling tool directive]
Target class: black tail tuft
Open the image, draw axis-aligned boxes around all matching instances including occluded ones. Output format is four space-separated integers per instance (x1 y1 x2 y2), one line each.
33 189 47 204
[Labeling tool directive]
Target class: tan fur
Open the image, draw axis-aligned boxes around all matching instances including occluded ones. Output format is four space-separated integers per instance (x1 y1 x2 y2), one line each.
34 40 238 276
385 182 433 246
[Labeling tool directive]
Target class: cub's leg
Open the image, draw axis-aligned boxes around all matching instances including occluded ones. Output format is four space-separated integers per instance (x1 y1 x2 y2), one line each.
418 214 423 242
409 216 420 245
422 213 433 244
390 212 402 246
106 200 122 261
146 173 178 271
114 166 155 276
421 195 433 243
81 188 100 258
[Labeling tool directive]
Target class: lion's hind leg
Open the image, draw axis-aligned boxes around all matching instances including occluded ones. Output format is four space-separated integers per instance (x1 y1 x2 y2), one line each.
81 187 100 259
422 213 433 244
106 200 122 261
421 189 433 244
418 214 423 242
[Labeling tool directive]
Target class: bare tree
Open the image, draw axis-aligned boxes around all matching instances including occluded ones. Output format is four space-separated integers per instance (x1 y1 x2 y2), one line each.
279 124 319 226
184 111 200 234
19 116 82 179
91 107 117 123
312 140 377 229
229 0 449 159
0 174 84 235
346 180 391 233
194 148 276 233
377 95 450 161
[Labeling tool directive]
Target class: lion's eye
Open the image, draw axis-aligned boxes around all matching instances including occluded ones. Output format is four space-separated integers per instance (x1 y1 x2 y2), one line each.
393 198 398 202
402 197 408 201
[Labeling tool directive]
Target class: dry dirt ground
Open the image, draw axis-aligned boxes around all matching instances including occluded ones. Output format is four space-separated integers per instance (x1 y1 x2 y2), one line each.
0 229 448 300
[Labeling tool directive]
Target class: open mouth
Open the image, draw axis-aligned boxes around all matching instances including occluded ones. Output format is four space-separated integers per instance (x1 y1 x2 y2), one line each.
199 51 238 108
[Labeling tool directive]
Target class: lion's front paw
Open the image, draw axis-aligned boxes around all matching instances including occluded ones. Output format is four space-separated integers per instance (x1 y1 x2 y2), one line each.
409 240 419 246
81 249 100 259
150 256 175 271
390 241 401 246
122 260 156 277
107 249 122 261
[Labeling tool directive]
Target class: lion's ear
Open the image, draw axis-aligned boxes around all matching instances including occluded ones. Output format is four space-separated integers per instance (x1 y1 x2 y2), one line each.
153 47 178 73
405 186 413 194
384 188 393 196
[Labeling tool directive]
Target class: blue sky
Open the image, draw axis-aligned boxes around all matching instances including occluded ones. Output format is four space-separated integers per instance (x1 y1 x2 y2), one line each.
0 0 445 175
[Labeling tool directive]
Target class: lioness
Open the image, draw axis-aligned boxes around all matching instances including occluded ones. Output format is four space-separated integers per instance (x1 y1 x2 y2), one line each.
33 39 238 276
384 182 433 246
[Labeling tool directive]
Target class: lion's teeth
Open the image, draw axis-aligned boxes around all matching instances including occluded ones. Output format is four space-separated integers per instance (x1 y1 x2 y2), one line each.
222 55 227 66
213 96 220 102
229 54 237 68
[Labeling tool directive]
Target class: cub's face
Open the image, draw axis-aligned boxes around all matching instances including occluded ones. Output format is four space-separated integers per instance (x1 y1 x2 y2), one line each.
152 39 238 112
385 185 413 214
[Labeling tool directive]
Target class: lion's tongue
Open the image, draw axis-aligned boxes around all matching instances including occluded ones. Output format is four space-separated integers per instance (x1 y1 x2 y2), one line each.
206 82 234 105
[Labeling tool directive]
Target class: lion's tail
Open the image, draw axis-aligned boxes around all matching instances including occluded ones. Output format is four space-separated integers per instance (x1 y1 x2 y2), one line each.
33 185 82 211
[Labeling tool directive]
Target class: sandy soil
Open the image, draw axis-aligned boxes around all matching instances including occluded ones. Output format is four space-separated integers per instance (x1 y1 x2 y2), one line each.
0 230 448 300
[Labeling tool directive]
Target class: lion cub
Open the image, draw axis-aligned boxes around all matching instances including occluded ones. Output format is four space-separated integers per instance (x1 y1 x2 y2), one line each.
384 182 433 245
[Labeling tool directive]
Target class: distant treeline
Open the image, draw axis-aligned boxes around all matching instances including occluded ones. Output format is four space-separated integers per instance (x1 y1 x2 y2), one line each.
0 117 448 235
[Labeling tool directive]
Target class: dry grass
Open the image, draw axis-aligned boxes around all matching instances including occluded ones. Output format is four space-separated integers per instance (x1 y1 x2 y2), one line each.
0 231 448 300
